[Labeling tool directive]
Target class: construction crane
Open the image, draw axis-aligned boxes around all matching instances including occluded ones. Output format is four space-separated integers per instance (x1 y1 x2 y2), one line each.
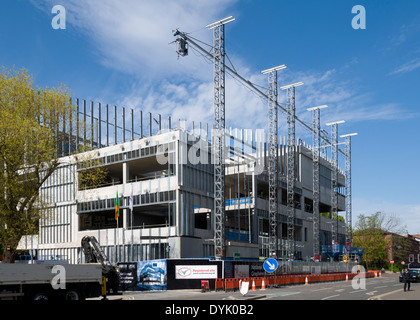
172 29 344 149
81 236 120 295
205 16 235 258
173 19 348 259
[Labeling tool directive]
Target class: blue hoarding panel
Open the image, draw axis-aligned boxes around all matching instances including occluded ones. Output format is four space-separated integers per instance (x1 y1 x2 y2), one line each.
137 259 167 291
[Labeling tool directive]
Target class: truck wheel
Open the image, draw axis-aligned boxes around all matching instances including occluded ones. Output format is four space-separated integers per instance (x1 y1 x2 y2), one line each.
63 287 84 300
30 291 51 301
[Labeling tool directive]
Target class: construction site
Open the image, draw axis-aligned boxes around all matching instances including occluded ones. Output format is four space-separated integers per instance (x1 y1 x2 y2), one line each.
16 16 363 289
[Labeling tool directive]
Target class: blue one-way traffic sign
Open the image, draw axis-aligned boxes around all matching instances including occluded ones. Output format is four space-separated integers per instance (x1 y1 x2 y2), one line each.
263 258 278 273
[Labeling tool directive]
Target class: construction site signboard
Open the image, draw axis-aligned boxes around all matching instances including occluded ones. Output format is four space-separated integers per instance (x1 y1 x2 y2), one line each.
175 265 218 279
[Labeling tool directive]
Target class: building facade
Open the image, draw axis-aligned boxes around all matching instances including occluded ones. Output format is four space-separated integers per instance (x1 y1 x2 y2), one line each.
18 108 347 264
18 131 347 264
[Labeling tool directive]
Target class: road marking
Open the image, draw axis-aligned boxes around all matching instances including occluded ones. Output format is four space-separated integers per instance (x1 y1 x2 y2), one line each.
374 286 387 289
312 287 332 291
264 292 300 299
368 288 403 300
321 294 340 300
365 291 378 296
349 289 366 294
335 289 344 292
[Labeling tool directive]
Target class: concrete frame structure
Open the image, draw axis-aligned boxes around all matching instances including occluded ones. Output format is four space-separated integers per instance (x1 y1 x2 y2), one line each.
18 103 347 264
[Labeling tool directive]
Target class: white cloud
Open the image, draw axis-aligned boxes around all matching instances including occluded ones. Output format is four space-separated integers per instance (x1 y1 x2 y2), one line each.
116 62 415 145
31 0 413 139
390 58 420 75
32 0 238 80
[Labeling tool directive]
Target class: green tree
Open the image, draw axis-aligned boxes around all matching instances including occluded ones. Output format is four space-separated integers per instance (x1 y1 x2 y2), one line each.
77 152 109 190
353 211 406 270
0 66 86 262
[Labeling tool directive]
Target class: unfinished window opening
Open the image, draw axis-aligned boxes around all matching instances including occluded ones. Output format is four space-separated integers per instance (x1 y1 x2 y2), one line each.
129 203 175 229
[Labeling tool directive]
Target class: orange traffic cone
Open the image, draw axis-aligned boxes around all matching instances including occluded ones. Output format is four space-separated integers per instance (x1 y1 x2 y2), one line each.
305 276 309 285
375 272 377 278
346 274 348 282
261 278 266 290
252 279 256 291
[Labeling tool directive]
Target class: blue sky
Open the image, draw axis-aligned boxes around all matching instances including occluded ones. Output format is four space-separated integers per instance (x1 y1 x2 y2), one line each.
1 0 420 233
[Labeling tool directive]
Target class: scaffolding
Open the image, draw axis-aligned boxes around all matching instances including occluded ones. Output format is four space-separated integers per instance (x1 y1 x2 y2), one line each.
206 16 235 258
281 82 303 259
326 120 345 244
308 105 328 259
172 18 355 260
340 133 357 245
262 65 286 259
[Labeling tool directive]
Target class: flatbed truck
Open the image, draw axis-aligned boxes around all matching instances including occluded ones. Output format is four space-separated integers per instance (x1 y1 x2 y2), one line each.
0 235 120 300
0 263 104 300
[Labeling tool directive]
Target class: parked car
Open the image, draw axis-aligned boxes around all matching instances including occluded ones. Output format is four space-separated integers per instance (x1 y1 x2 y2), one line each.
399 268 420 283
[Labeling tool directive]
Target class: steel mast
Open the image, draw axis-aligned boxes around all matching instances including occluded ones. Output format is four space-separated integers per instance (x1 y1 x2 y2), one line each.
281 82 303 260
326 120 345 244
262 65 287 259
307 105 328 259
340 133 357 245
206 16 235 258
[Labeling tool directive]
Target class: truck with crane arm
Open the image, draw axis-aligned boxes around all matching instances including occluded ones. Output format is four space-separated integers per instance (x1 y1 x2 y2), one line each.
0 236 119 300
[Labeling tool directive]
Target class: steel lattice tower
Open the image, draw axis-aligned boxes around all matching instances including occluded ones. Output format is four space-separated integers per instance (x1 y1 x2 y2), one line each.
307 105 328 259
326 120 344 244
281 82 303 259
340 133 357 245
262 65 286 259
206 16 235 258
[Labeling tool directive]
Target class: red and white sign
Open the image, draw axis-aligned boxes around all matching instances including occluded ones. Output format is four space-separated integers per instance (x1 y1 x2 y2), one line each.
175 265 218 279
390 260 394 264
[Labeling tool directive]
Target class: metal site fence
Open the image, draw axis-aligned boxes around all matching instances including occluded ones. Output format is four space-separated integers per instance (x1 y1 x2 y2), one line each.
277 261 359 275
225 260 359 278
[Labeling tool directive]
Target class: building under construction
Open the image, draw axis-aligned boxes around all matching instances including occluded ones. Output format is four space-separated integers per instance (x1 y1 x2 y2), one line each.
17 101 352 264
18 16 358 265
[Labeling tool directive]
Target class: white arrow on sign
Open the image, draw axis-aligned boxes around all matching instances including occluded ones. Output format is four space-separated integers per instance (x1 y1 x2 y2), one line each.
266 261 275 270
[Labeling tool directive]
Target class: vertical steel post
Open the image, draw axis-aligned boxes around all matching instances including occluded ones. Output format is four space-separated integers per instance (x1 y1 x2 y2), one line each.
326 120 345 245
91 101 94 149
308 105 327 259
213 22 226 258
262 65 286 259
106 104 109 147
131 108 134 141
114 105 117 145
286 87 296 259
98 103 102 148
206 16 235 258
140 110 143 138
281 82 303 260
83 100 87 148
340 133 357 245
76 98 79 152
